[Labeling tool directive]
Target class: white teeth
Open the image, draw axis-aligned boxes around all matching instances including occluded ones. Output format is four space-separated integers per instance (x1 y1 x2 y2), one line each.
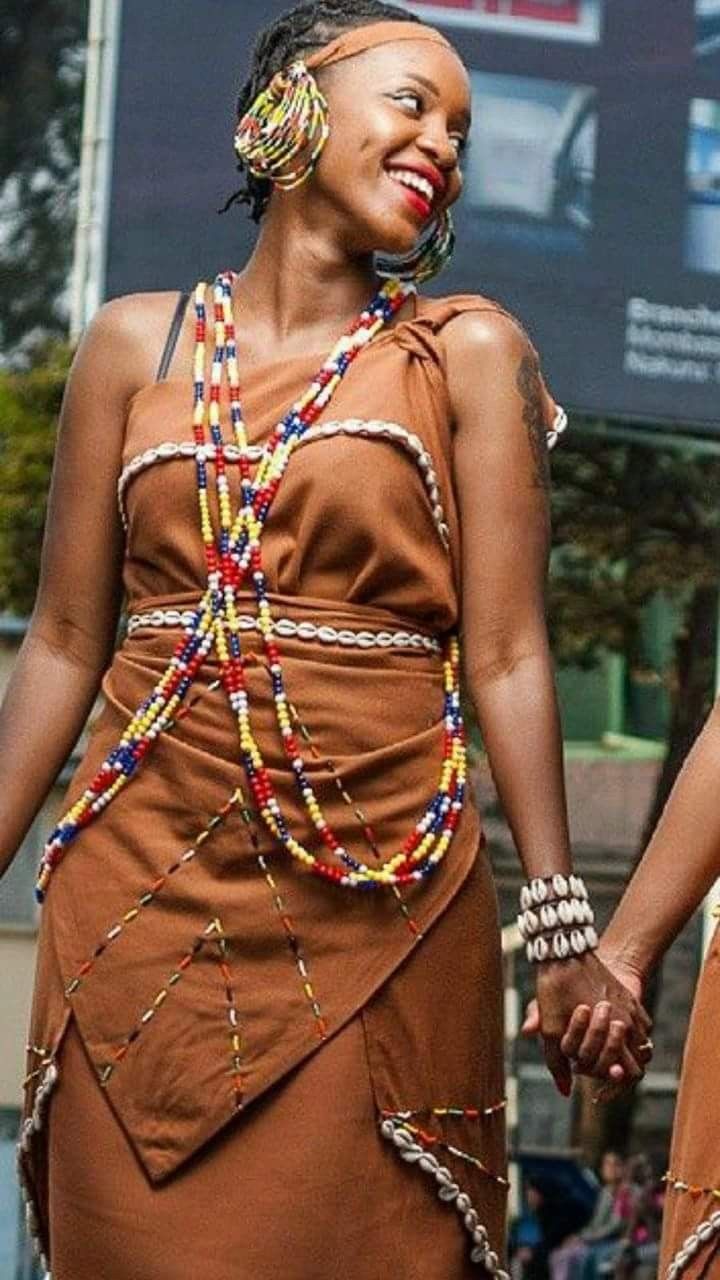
387 167 435 205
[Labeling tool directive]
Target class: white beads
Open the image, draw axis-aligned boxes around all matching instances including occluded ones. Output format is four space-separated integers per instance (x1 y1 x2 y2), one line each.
515 907 539 935
552 932 571 960
529 877 549 903
126 608 441 654
518 874 597 965
570 874 588 899
666 1209 720 1279
379 1116 510 1277
546 404 568 451
540 903 558 930
117 417 452 548
557 899 574 926
528 936 550 963
519 897 593 938
304 418 451 548
525 925 598 966
522 873 589 909
16 1053 59 1275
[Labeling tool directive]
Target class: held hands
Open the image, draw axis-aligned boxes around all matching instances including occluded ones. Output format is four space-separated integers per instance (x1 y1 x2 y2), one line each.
521 948 653 1099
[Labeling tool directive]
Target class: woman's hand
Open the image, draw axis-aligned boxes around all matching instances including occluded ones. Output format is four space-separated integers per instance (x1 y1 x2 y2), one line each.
593 941 646 1005
521 951 653 1096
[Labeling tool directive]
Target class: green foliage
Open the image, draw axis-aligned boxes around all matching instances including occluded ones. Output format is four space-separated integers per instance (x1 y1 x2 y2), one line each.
0 343 71 615
549 422 720 677
0 1 88 360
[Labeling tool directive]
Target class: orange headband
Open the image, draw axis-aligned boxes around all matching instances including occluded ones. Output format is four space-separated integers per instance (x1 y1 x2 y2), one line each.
305 20 454 71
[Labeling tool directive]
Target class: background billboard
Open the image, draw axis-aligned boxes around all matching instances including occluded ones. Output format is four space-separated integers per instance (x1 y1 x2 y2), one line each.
105 0 720 431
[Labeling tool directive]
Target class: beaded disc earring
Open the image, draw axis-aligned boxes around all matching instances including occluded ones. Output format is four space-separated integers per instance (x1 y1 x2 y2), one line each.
375 208 455 285
234 61 330 191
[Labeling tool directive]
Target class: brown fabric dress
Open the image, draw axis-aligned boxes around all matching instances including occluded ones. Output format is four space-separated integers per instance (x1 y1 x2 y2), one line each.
18 291 556 1279
659 926 720 1279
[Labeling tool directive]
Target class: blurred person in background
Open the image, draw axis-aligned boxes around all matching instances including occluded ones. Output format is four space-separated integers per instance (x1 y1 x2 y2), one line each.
510 1179 549 1279
549 1152 629 1280
613 1154 664 1280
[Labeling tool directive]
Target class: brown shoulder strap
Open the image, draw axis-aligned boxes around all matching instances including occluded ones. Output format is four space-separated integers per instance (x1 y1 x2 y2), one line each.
155 290 191 382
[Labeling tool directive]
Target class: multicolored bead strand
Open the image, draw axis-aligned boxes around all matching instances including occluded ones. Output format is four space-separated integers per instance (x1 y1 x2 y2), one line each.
387 1116 509 1188
376 209 456 286
233 62 330 191
198 275 467 888
36 275 404 897
37 270 468 900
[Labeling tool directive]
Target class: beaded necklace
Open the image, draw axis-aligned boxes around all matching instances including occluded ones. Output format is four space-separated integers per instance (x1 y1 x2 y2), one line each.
36 272 466 901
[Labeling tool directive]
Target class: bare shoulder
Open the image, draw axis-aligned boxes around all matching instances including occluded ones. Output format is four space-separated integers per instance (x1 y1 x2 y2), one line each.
441 300 553 490
74 290 186 403
438 305 534 432
439 300 531 372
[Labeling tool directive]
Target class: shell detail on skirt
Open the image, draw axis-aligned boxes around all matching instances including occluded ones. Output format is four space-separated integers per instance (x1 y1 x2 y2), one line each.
659 928 720 1279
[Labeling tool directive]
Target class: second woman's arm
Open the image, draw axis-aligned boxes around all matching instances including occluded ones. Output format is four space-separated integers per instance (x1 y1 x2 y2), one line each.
597 698 720 989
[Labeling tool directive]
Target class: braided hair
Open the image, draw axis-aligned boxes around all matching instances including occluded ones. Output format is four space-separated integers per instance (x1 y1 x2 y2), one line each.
224 0 425 222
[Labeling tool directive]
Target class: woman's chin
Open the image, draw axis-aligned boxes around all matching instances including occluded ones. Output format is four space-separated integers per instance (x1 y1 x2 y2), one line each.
373 230 423 260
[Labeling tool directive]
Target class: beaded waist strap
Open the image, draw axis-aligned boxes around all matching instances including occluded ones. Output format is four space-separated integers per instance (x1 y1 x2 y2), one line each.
125 606 442 655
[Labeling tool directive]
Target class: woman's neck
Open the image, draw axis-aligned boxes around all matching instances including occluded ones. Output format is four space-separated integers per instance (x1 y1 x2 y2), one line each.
232 201 379 355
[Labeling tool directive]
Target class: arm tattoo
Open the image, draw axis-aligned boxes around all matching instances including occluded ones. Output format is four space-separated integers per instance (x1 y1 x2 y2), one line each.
516 353 551 492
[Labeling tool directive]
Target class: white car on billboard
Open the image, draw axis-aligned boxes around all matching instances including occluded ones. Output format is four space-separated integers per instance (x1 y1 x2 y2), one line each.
464 75 596 230
696 0 720 56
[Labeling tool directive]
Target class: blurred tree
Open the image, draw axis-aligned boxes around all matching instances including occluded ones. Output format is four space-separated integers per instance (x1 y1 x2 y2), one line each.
0 342 71 614
550 424 720 1159
551 427 718 840
0 0 88 362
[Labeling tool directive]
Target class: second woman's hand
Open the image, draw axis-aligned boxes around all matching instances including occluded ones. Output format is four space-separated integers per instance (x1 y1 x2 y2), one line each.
521 951 653 1097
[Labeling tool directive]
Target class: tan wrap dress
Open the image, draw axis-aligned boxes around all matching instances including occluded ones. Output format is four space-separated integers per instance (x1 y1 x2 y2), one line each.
659 928 720 1279
18 291 559 1279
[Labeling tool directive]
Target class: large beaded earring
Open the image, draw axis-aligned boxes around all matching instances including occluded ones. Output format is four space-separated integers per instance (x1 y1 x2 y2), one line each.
375 208 455 285
234 62 330 191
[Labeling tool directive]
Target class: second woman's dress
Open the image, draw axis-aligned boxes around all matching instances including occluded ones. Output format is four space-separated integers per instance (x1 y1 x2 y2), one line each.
659 927 720 1279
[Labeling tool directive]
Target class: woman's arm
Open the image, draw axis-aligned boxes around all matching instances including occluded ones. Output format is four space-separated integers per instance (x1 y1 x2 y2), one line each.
598 699 720 987
0 296 153 878
446 312 567 871
444 309 650 1092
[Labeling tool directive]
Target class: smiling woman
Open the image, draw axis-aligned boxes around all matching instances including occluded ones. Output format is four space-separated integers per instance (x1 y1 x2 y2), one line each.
2 2 652 1278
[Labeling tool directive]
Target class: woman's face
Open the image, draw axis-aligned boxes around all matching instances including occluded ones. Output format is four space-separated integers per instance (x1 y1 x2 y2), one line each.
309 37 471 255
601 1152 625 1185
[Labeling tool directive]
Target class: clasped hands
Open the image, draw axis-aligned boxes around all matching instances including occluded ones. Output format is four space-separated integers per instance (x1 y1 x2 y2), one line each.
521 946 653 1100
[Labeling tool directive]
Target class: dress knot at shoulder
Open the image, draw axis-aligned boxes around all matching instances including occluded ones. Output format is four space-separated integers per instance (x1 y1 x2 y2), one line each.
390 294 566 446
381 293 508 364
413 292 545 358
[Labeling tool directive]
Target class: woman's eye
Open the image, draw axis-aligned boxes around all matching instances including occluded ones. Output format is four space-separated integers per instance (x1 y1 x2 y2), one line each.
394 90 423 113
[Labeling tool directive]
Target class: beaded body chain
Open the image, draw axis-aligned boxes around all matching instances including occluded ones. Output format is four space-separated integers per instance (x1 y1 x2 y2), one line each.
37 272 467 901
